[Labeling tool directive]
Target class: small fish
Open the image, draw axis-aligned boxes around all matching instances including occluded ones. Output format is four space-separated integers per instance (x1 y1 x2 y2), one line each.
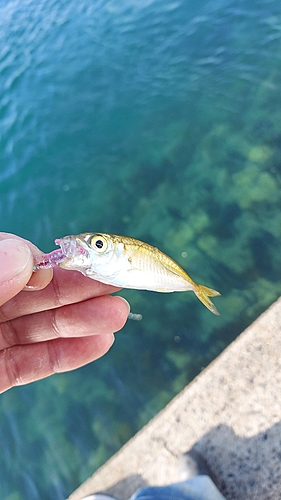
34 233 220 314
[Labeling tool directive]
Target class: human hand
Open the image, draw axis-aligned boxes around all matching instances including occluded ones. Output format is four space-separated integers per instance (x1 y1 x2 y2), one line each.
0 233 130 393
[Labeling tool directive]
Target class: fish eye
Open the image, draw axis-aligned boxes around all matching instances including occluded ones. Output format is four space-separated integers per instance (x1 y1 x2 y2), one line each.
90 235 108 253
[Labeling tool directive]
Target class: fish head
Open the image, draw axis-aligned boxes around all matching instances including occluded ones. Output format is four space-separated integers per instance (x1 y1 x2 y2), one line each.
57 233 123 280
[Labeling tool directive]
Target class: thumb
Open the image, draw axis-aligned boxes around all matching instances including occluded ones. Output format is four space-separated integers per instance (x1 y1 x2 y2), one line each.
0 239 34 306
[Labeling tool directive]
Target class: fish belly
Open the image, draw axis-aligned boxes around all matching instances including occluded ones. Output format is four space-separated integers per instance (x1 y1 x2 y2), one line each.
113 256 194 292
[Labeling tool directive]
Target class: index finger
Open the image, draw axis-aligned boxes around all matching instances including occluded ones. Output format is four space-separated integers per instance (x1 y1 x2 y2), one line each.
0 266 122 322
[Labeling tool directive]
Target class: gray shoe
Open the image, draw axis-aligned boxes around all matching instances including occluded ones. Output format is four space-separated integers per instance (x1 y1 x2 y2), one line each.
178 449 216 482
80 495 118 500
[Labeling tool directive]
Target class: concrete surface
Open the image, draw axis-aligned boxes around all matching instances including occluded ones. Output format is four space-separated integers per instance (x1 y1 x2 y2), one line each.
68 297 281 500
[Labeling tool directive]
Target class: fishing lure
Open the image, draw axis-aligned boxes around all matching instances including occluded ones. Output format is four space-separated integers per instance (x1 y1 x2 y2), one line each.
34 233 220 314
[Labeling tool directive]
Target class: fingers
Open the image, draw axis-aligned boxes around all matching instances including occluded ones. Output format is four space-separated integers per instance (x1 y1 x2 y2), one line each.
0 333 114 394
0 295 129 349
0 233 131 394
0 267 122 322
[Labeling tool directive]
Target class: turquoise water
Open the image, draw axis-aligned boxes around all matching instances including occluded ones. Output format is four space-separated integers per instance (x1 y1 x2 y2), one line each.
1 0 281 498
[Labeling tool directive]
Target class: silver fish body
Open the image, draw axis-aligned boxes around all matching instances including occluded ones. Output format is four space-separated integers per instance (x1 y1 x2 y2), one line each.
53 233 220 314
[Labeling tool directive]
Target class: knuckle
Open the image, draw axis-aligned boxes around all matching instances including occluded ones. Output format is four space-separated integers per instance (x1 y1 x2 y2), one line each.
0 293 21 323
50 309 62 339
4 348 23 387
49 275 64 308
47 339 62 373
0 320 20 348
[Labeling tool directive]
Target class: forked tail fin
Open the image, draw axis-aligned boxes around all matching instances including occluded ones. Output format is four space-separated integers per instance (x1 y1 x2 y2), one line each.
194 284 220 315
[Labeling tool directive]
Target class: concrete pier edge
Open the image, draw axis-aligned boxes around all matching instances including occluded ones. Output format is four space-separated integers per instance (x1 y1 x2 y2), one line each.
68 297 281 500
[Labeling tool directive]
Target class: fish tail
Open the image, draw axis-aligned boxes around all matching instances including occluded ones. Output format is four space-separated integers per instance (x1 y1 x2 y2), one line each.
194 284 220 315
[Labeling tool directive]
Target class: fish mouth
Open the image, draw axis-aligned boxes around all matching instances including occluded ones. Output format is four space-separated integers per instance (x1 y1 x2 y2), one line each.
55 237 83 258
33 236 90 270
55 236 90 269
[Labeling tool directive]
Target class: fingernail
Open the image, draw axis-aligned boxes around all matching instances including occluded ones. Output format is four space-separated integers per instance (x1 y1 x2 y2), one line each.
0 239 32 283
24 284 40 290
117 296 131 315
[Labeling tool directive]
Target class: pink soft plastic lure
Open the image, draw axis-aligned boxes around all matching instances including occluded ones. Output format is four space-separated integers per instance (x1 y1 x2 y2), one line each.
34 240 67 269
33 238 87 269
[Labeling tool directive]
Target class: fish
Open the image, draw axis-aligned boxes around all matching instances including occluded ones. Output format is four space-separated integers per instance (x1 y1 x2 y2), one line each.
34 233 220 315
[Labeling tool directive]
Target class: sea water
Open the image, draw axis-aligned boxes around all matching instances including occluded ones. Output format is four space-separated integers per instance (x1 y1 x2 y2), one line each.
1 0 281 498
